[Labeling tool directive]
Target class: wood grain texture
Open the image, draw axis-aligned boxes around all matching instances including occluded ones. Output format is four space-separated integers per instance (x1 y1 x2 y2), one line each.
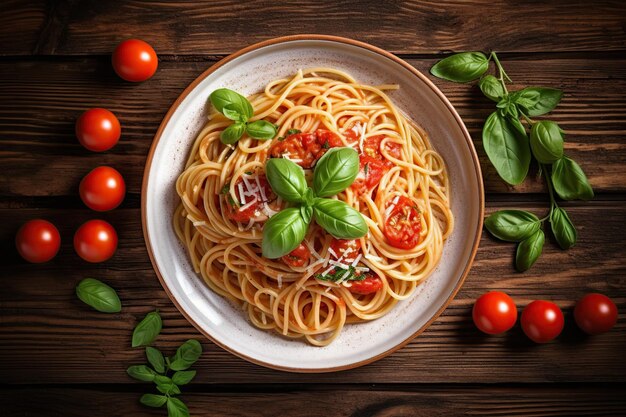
1 56 625 198
2 385 626 416
0 0 625 55
1 203 624 384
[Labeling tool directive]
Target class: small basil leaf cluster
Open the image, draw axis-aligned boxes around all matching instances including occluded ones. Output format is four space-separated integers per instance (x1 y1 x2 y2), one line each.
127 311 202 417
263 148 368 259
431 51 593 271
209 88 277 144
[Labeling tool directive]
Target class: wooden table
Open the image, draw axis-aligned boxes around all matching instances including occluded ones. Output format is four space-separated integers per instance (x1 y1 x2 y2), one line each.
1 1 625 415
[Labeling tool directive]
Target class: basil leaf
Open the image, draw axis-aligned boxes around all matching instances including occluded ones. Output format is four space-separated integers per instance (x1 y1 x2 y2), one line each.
146 346 165 374
484 210 541 242
221 105 244 122
75 278 121 313
246 120 277 140
550 207 577 250
127 365 156 382
265 158 307 202
140 393 168 408
172 370 196 385
313 198 368 239
430 52 489 83
515 229 545 272
482 112 531 185
132 311 162 348
261 208 308 258
300 205 313 224
169 339 203 371
303 187 314 207
551 157 594 200
209 88 253 120
530 120 564 163
513 87 562 116
220 122 245 145
479 75 505 102
155 375 181 395
166 397 190 417
511 88 540 110
313 147 360 197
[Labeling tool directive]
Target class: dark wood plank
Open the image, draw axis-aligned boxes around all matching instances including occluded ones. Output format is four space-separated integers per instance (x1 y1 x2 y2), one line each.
1 203 624 384
1 1 625 56
1 56 625 198
1 385 625 416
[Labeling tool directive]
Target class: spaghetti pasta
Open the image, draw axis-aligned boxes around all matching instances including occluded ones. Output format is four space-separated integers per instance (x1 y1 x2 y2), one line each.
174 68 453 346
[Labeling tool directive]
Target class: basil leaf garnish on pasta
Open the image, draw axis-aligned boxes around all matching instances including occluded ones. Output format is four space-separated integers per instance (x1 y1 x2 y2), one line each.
262 208 308 259
312 198 368 239
313 147 360 197
209 88 277 144
265 158 307 202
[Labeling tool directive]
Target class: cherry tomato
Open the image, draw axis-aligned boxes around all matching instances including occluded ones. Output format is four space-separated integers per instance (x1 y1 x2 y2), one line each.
281 243 311 267
15 219 61 263
383 196 421 249
351 155 388 196
269 129 342 168
75 108 121 152
329 238 361 263
225 174 275 223
112 39 158 82
348 274 383 295
74 220 118 263
79 166 126 212
472 291 518 334
574 293 618 335
521 300 564 343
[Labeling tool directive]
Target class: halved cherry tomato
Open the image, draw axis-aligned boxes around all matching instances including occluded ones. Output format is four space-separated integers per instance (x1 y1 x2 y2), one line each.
281 243 311 267
225 174 275 223
348 274 383 295
362 135 402 159
112 39 158 82
574 293 618 335
472 291 518 334
383 196 421 249
74 219 118 263
75 108 121 152
521 300 564 343
269 129 342 168
351 155 388 196
79 166 126 212
15 219 61 263
329 238 361 263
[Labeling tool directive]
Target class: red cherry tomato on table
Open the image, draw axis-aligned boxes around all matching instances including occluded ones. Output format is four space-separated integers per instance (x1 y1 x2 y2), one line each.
79 166 126 211
76 108 121 152
112 39 158 82
15 219 61 263
521 300 564 343
472 291 518 334
74 220 118 263
574 293 618 335
281 243 311 268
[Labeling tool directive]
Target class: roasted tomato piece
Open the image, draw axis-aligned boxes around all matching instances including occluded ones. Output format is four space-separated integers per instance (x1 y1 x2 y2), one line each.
383 196 421 249
225 174 275 223
281 243 311 267
269 129 342 168
348 274 384 295
329 238 361 263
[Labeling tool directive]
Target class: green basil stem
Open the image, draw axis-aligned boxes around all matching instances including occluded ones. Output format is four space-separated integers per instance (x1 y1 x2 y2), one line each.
520 111 536 126
543 163 558 213
489 52 511 94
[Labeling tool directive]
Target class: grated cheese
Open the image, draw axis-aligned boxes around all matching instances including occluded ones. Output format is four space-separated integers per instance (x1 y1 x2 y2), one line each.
238 198 257 212
192 221 207 227
255 175 267 202
277 274 283 289
327 247 338 259
237 182 246 205
329 259 350 270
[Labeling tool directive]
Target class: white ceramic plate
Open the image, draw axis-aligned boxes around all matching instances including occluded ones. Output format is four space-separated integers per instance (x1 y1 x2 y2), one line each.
142 35 483 372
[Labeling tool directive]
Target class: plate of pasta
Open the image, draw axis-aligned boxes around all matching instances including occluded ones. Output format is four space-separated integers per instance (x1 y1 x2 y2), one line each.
142 35 483 372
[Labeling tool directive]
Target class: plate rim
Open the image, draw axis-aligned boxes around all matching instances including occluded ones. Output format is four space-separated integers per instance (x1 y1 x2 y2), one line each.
141 34 485 373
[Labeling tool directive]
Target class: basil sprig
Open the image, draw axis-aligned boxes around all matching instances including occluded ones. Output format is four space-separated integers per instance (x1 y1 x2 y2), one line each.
127 314 201 417
431 51 593 272
75 278 121 313
209 88 277 144
263 147 368 258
